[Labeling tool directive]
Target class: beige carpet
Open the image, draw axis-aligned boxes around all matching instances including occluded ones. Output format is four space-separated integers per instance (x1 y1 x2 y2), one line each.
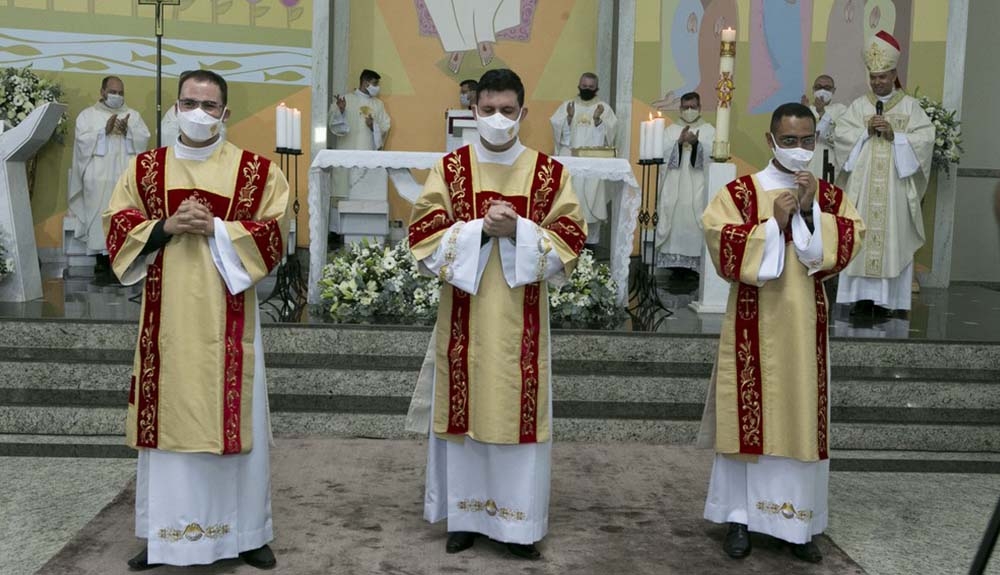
36 438 865 575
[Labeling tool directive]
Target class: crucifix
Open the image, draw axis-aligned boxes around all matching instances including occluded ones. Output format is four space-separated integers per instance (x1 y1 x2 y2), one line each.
138 0 180 148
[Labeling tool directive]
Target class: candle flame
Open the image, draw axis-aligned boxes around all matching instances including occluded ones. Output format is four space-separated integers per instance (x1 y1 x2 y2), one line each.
657 111 662 118
648 112 653 121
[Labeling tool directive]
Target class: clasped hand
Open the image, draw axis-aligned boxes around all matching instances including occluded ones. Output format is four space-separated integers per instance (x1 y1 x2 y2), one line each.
164 199 215 237
772 171 816 228
868 115 894 140
483 199 517 238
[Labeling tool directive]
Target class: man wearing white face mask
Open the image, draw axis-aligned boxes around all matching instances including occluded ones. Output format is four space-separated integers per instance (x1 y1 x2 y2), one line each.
411 68 586 561
801 75 847 182
655 91 715 283
699 102 864 564
68 75 150 281
549 72 617 244
328 68 391 203
103 69 290 571
834 31 935 319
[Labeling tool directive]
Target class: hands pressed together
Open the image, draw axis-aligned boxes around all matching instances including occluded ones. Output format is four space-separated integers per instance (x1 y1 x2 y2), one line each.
772 171 817 228
105 114 130 136
164 199 215 237
483 199 517 238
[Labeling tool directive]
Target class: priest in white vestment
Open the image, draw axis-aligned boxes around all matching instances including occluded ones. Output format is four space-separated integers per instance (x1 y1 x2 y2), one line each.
654 91 714 277
328 69 391 214
549 73 617 245
410 69 586 561
802 75 847 183
834 31 934 317
68 76 149 276
699 103 864 563
103 71 289 571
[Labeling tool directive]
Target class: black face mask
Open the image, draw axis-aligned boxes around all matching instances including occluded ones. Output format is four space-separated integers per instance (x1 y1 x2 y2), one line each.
578 88 597 101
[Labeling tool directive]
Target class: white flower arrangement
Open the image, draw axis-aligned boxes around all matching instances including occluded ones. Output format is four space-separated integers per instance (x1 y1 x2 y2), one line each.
0 66 68 142
915 92 963 175
318 241 625 329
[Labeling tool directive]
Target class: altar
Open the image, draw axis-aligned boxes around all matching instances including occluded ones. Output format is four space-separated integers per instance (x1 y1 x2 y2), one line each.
307 150 640 305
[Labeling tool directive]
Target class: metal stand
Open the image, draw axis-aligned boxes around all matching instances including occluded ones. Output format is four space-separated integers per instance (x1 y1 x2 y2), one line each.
628 158 672 330
259 148 307 322
137 0 180 148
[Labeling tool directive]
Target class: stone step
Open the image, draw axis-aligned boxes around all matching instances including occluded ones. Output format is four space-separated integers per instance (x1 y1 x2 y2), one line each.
2 319 1000 370
2 406 997 452
0 361 997 410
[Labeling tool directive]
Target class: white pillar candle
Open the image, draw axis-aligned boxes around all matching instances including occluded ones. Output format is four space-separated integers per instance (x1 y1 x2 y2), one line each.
285 107 294 151
721 27 736 43
292 108 302 151
276 103 287 149
652 113 666 160
712 29 736 161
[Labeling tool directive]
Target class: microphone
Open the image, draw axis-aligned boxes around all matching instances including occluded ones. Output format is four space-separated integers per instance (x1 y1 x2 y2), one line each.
874 100 884 138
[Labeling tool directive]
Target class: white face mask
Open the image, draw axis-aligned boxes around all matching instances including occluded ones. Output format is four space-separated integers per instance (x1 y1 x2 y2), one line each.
366 84 380 97
105 94 124 109
680 108 700 124
769 134 814 172
813 89 833 104
178 107 225 143
475 110 522 147
459 93 471 107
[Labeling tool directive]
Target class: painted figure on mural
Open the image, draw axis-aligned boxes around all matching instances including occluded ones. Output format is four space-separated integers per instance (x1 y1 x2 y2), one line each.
103 70 290 571
550 73 618 245
833 31 934 319
418 0 536 75
410 68 586 561
747 0 812 115
67 75 150 283
699 102 864 564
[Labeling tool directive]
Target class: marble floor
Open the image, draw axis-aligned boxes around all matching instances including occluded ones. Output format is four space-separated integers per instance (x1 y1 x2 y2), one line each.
2 261 999 342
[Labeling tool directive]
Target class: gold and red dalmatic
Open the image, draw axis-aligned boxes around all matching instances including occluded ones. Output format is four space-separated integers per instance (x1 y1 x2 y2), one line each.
104 143 290 455
410 145 586 444
704 174 863 461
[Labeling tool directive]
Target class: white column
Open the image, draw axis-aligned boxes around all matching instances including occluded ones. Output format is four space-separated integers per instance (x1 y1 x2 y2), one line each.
689 162 735 315
924 0 968 288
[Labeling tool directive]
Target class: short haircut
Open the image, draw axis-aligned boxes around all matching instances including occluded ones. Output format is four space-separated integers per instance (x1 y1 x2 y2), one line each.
580 72 598 83
360 69 381 84
460 79 478 90
476 68 524 106
101 76 122 91
769 102 816 133
680 91 700 106
177 69 228 106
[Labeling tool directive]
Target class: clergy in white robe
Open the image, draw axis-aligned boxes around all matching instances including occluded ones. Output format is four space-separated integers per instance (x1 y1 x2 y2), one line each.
328 69 391 203
699 103 863 563
803 75 847 182
410 69 585 560
833 31 934 313
68 76 150 255
103 71 289 569
549 73 617 244
655 91 714 272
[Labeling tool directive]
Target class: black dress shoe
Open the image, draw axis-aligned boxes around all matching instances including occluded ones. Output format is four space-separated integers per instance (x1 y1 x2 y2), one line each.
791 539 823 563
240 544 277 569
127 547 161 571
446 531 477 554
723 522 751 558
849 300 874 316
505 542 541 560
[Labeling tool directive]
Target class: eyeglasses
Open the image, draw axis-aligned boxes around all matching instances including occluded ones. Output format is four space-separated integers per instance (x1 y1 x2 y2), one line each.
177 98 223 113
774 135 816 148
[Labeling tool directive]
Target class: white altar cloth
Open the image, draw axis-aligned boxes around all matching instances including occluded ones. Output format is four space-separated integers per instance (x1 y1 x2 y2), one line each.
308 150 640 305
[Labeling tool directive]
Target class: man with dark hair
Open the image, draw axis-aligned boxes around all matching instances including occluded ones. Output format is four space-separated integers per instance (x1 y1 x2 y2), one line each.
834 31 935 318
68 75 150 282
549 72 617 245
411 68 586 560
699 102 864 563
801 75 846 181
655 90 715 282
104 69 289 570
459 78 477 109
329 68 391 201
